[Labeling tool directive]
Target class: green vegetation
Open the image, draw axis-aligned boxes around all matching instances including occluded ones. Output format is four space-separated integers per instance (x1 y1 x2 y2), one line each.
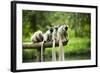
22 10 91 62
23 38 90 62
46 38 91 61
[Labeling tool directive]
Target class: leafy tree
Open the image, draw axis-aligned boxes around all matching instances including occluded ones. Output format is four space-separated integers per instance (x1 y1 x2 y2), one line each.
22 10 91 41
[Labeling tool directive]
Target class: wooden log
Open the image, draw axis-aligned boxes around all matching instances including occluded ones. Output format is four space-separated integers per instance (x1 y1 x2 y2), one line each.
23 40 68 62
22 40 68 49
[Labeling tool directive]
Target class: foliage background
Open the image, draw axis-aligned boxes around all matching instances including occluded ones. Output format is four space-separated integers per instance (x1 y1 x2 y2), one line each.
22 10 91 62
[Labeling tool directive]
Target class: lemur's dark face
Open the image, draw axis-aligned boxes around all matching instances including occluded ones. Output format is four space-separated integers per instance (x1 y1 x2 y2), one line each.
54 25 59 31
55 27 58 31
65 25 69 31
65 26 68 31
50 28 53 33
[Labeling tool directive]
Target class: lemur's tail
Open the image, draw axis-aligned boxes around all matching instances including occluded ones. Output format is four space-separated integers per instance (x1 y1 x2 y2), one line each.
41 41 44 62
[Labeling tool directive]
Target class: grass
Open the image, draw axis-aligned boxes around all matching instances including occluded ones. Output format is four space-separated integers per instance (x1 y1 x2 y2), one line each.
64 37 91 60
23 49 37 62
23 37 91 62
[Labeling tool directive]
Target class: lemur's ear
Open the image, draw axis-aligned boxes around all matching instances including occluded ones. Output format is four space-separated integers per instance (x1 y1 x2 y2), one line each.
46 25 52 29
65 24 69 31
54 25 60 28
57 25 60 27
66 24 69 28
53 25 59 31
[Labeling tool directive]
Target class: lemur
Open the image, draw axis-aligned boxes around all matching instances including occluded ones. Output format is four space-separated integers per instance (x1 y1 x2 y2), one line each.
57 24 68 61
52 25 59 61
31 30 44 62
43 27 53 42
31 24 68 62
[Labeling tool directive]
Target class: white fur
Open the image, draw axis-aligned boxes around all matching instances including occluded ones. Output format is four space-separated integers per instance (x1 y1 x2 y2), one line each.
31 30 43 43
52 26 59 61
31 30 44 62
57 25 68 61
43 29 53 42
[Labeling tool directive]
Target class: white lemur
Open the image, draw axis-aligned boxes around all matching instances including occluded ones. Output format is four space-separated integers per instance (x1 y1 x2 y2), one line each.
31 30 44 62
31 30 44 43
57 24 68 61
52 25 59 61
31 28 53 62
43 27 53 42
31 25 68 62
